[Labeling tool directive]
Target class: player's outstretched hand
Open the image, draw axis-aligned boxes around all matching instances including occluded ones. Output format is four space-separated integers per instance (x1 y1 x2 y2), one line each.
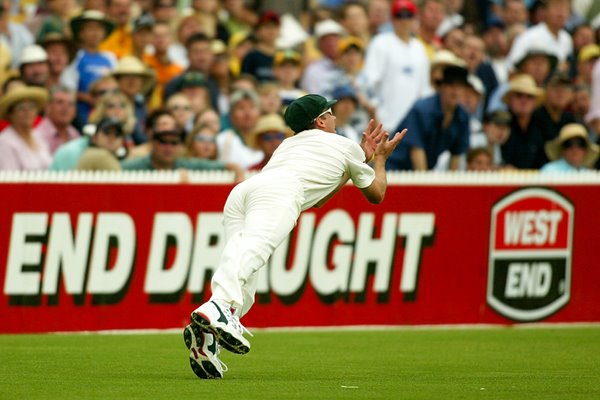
374 128 407 161
360 119 385 162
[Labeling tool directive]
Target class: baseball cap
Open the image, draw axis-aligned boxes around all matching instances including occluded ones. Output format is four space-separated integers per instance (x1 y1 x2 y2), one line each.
338 36 365 53
274 49 301 66
178 71 207 90
96 117 124 136
391 0 418 18
484 110 512 126
284 94 337 133
133 14 155 32
257 10 280 26
578 44 600 63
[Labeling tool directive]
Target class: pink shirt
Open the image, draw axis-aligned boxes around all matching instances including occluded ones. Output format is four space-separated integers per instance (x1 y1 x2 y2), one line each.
35 117 81 154
0 126 52 170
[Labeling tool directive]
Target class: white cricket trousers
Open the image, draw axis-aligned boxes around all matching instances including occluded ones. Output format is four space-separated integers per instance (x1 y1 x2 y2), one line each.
209 171 304 317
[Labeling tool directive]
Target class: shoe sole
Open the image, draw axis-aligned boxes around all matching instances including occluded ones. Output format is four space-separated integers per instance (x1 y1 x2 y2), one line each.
191 312 250 355
183 324 222 379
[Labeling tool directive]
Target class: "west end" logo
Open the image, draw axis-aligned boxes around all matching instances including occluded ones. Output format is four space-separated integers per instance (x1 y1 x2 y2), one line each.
487 188 574 322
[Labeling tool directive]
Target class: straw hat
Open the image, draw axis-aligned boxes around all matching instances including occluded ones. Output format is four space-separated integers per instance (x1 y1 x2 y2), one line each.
502 74 544 103
431 49 467 69
544 123 599 167
0 86 49 120
246 113 291 149
111 56 156 94
70 10 115 41
0 42 11 87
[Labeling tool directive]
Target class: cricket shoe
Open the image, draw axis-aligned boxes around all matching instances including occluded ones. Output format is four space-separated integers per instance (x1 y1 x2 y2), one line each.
183 323 228 379
191 300 252 355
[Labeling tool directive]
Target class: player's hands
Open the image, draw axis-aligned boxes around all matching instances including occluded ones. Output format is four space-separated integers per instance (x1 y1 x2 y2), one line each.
374 128 407 160
360 119 386 162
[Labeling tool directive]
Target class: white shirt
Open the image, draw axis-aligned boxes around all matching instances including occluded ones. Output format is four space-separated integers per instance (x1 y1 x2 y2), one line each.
0 22 34 68
300 57 336 95
263 129 375 211
507 22 573 70
216 129 264 169
359 32 430 131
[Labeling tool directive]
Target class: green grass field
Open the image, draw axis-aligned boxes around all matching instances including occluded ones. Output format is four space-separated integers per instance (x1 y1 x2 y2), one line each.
1 326 599 400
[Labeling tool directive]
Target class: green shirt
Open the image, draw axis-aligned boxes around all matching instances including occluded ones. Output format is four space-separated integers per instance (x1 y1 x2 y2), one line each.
121 155 226 171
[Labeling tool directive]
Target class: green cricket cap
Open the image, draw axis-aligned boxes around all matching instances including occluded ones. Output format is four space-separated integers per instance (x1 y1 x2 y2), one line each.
284 94 337 133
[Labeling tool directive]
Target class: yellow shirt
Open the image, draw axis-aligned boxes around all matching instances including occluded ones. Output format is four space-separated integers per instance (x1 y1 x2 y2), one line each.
99 25 133 59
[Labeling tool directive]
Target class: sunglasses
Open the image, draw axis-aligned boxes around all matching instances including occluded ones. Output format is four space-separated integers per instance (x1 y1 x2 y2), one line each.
393 10 415 19
106 102 127 109
194 134 216 143
259 132 286 141
561 138 587 150
169 105 192 112
316 108 333 119
154 135 181 146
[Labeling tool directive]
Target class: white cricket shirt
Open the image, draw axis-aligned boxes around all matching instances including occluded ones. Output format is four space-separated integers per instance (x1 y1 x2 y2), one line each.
262 129 375 211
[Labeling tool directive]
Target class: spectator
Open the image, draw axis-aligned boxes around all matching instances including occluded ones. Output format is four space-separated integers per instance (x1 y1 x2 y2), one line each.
216 89 263 169
52 90 135 170
387 65 470 171
574 44 600 86
18 45 51 88
185 124 218 160
532 72 576 142
241 11 280 82
417 0 446 59
272 49 305 108
0 86 51 170
39 32 75 89
331 85 361 143
61 10 116 124
483 110 512 167
429 49 467 91
501 74 547 169
111 56 156 143
571 83 591 127
257 82 282 115
166 93 194 134
367 0 392 35
246 113 291 170
482 16 509 86
228 31 254 78
127 108 175 160
209 40 233 113
76 117 127 170
301 19 344 95
35 0 75 41
340 1 371 44
36 85 79 154
466 147 494 171
168 15 204 70
360 0 430 132
507 0 572 72
0 0 35 69
502 0 529 29
541 123 599 172
464 74 486 140
99 0 133 59
131 14 155 61
464 35 499 110
441 26 466 59
144 20 184 105
175 71 212 116
152 0 178 24
488 45 557 112
194 107 221 135
164 33 219 111
569 24 595 80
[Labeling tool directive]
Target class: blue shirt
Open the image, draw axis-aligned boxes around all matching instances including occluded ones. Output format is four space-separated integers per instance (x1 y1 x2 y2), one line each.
541 158 589 173
387 94 470 170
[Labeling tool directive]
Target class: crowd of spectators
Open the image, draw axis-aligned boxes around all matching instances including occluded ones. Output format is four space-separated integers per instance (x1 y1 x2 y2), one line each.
1 0 600 174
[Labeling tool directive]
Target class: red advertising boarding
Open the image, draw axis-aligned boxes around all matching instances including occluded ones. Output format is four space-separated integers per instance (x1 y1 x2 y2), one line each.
1 173 599 333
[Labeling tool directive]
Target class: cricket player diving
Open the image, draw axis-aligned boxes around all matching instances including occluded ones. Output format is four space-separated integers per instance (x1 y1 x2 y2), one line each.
184 94 407 379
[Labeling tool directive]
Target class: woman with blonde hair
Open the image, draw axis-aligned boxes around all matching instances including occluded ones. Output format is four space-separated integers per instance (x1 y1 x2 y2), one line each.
88 90 137 137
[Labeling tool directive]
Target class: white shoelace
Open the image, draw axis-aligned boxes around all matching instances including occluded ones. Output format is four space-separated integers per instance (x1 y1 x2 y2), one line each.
214 345 229 372
231 315 254 338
